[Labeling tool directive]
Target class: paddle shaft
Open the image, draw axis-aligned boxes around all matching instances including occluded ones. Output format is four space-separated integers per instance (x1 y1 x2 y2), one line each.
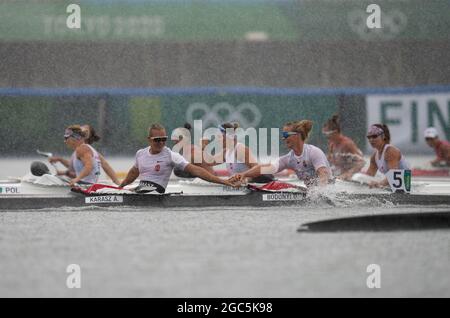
36 149 58 169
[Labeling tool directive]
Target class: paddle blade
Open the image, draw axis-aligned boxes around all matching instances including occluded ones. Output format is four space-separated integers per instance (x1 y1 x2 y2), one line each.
248 181 307 193
30 161 50 176
36 149 53 157
135 184 157 194
351 173 378 184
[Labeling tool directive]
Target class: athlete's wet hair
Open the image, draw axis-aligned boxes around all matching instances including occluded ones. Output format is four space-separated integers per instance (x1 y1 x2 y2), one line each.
83 124 100 145
285 120 313 141
221 122 239 130
183 123 192 131
66 125 87 139
323 114 341 133
148 123 166 137
172 123 192 141
372 123 391 143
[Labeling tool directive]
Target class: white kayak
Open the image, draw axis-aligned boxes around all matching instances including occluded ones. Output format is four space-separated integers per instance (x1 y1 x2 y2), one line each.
1 171 446 197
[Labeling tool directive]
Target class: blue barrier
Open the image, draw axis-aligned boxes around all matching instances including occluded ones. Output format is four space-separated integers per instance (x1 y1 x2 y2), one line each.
1 85 449 97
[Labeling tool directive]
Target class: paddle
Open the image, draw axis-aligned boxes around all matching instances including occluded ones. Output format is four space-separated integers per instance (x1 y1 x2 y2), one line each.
29 160 72 184
348 172 379 185
36 149 53 158
36 149 58 170
30 161 51 176
343 172 392 192
72 183 154 195
247 180 307 193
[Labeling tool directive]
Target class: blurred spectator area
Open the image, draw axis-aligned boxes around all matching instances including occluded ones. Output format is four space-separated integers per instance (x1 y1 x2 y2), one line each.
0 0 449 88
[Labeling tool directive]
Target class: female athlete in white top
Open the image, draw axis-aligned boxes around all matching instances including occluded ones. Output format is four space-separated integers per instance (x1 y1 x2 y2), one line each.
365 124 410 188
49 124 120 185
61 125 102 186
171 123 215 178
229 120 332 187
209 122 274 183
119 123 235 193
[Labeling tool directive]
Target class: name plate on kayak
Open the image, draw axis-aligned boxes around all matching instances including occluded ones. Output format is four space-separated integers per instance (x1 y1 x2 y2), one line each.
85 195 124 204
262 193 305 201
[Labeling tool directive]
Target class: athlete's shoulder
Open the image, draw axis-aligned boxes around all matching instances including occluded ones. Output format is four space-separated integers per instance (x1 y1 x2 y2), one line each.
284 149 295 157
135 146 150 157
307 144 326 155
342 135 357 146
384 144 402 159
165 146 179 155
76 143 92 154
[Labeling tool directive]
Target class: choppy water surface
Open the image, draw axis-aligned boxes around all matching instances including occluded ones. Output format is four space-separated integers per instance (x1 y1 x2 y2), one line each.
0 205 449 297
0 157 449 297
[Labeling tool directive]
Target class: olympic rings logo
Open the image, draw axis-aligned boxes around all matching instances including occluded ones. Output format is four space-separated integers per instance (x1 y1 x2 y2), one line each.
186 102 262 128
348 9 407 40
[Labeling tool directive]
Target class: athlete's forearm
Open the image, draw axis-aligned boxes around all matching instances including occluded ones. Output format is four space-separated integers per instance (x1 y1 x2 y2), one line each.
99 155 120 185
119 167 139 187
241 165 263 178
59 158 71 167
74 159 93 182
186 165 226 185
317 167 330 186
50 156 70 168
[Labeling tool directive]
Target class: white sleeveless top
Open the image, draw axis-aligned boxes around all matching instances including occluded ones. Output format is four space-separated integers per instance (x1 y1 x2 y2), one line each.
374 144 410 174
273 144 332 185
71 144 101 184
134 146 189 189
225 143 249 175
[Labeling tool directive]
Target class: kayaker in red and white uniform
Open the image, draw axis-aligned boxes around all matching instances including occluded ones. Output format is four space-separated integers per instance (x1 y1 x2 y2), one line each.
365 124 410 188
424 127 450 167
228 120 332 187
119 123 235 193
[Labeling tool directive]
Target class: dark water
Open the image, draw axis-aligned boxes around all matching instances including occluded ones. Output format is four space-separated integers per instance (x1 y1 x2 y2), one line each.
0 205 449 297
1 157 449 297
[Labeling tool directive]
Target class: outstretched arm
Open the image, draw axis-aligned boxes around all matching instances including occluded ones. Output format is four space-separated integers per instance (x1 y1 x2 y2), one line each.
99 154 120 185
228 163 277 184
49 156 71 168
119 166 140 188
365 154 378 177
369 148 401 188
184 164 235 187
70 146 93 186
316 167 331 186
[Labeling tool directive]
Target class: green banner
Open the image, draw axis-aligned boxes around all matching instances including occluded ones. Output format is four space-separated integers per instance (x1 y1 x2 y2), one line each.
284 0 450 41
0 92 341 155
0 0 297 42
160 94 338 154
0 0 448 42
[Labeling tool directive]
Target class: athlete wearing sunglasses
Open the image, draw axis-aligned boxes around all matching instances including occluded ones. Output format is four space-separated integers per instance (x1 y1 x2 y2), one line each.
49 124 120 185
365 124 410 188
229 120 332 187
119 123 236 192
61 125 101 186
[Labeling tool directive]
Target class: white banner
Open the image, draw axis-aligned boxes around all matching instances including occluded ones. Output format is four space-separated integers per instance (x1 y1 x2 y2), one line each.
366 93 450 153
